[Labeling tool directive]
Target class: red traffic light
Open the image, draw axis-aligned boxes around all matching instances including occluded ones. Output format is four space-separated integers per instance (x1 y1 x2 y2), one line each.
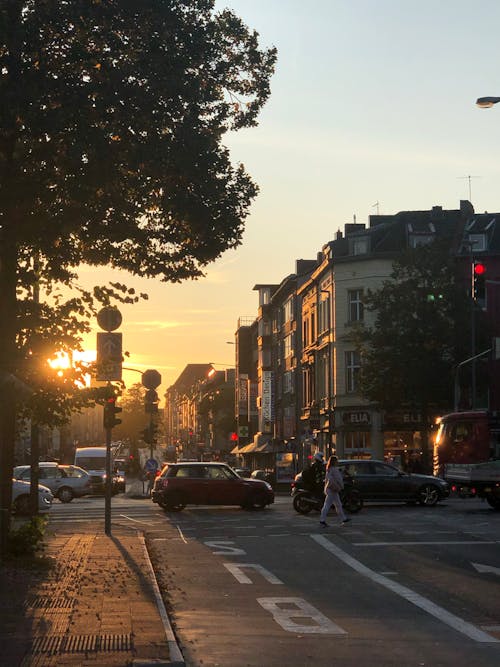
473 262 486 276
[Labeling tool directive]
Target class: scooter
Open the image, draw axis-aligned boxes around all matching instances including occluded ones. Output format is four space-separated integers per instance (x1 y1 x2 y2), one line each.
291 474 363 515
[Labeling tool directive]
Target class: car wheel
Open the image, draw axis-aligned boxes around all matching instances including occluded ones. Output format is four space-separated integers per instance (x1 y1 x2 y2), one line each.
245 492 268 511
418 484 439 506
57 487 74 503
13 494 31 515
163 493 186 512
342 489 363 514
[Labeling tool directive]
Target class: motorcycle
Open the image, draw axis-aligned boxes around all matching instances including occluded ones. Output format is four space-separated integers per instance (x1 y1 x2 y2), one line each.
291 472 363 515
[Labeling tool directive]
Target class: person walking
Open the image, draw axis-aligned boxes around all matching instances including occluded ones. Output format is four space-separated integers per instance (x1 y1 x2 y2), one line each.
319 455 350 527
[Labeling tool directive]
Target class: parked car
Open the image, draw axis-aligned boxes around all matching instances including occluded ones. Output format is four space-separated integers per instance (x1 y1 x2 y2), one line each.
234 467 251 478
12 478 53 515
152 462 274 511
337 459 450 506
13 462 92 503
251 469 274 484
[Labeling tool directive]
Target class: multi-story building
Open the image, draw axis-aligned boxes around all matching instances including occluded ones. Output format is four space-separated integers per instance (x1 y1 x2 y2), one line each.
233 200 495 472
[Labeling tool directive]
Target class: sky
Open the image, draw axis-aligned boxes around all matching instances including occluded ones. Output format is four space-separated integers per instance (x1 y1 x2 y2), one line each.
81 0 500 400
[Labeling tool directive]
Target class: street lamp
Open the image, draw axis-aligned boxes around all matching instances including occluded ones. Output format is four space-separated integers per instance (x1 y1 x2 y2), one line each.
476 96 500 108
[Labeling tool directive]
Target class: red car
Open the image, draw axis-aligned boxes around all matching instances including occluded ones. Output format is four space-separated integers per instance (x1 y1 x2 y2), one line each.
152 462 274 511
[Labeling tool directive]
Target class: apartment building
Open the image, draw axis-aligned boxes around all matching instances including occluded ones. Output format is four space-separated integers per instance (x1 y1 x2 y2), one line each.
232 200 486 470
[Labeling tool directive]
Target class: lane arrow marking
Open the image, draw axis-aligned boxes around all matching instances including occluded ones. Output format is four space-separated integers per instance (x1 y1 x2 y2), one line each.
472 562 500 576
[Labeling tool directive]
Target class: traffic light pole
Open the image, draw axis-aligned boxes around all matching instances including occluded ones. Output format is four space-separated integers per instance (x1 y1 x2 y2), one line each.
105 423 112 536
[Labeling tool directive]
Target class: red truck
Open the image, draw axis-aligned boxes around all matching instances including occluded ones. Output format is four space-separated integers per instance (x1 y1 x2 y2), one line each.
433 410 500 509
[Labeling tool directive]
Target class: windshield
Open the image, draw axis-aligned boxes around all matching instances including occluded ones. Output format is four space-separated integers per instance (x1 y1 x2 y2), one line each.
76 456 106 471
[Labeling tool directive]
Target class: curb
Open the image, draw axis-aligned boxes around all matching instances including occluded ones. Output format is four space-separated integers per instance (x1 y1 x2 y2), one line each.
138 531 186 666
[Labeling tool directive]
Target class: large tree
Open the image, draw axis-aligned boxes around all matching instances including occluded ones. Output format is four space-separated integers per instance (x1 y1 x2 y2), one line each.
350 240 490 466
0 0 276 551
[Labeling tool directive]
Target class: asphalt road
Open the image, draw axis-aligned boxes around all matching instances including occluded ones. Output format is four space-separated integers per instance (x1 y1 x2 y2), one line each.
48 493 500 667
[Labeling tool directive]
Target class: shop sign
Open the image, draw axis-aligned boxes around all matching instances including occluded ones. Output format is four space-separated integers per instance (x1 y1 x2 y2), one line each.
238 374 248 415
384 411 423 427
262 370 274 421
343 411 371 425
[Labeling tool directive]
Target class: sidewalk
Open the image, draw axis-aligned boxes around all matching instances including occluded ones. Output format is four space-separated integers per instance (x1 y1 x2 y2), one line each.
0 524 184 667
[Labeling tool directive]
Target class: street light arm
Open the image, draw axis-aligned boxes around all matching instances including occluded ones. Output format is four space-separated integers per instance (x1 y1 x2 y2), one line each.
476 96 500 108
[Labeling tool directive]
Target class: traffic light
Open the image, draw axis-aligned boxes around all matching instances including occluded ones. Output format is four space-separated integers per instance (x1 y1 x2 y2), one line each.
144 389 159 414
141 424 157 445
472 261 487 301
103 395 122 429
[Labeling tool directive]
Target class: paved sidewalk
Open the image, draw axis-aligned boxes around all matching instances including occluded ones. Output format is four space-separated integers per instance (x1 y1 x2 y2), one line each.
0 527 184 667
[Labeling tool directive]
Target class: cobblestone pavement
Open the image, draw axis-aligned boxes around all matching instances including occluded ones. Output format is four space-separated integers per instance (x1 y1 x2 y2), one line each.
0 527 179 667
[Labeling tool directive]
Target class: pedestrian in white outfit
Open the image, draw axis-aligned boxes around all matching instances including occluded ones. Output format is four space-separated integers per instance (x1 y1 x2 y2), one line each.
319 455 350 527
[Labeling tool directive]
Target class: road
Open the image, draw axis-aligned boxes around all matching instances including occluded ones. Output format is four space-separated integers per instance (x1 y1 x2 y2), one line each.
48 493 500 667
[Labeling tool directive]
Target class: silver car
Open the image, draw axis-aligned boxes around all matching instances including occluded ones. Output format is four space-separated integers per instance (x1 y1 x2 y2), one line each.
13 462 92 503
12 478 53 514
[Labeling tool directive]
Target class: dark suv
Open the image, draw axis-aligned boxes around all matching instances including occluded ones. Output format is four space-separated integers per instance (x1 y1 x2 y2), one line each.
152 462 274 511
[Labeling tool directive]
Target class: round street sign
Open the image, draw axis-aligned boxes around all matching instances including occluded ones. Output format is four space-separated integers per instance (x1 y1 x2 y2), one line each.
142 369 162 389
97 307 122 332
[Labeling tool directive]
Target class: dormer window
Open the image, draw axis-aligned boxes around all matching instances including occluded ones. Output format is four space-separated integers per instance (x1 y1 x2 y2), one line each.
409 234 434 248
468 233 487 252
352 237 368 255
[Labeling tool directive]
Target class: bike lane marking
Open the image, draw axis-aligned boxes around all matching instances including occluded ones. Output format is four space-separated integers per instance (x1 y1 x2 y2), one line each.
312 534 499 643
204 540 246 555
205 540 347 634
257 598 347 635
223 563 284 584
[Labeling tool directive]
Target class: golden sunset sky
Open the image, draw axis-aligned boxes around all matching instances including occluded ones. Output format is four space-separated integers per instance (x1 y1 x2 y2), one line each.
81 0 500 401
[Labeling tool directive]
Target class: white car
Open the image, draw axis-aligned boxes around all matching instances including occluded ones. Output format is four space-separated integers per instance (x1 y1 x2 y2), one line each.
12 478 53 515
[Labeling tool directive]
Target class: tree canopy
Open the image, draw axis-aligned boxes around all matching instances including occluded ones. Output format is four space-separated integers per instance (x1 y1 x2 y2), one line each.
0 0 276 549
351 239 488 414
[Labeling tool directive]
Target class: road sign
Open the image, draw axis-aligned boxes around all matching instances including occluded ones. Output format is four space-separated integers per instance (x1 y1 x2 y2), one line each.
97 307 122 332
142 369 162 389
96 332 123 381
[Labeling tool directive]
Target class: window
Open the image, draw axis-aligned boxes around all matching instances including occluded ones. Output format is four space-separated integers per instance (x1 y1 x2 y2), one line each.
348 289 364 322
352 237 368 255
318 296 330 333
409 234 434 248
283 371 294 394
344 432 371 451
284 333 293 358
283 297 294 323
345 351 360 393
468 233 487 252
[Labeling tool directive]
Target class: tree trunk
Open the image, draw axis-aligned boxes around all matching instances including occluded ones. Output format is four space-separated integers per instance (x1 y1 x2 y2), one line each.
0 240 19 556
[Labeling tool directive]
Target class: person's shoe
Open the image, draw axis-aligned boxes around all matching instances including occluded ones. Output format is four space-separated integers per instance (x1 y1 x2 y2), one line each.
319 521 329 528
341 518 351 525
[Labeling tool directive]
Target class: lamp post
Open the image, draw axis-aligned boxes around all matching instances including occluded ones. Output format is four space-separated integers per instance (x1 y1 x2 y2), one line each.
476 96 500 108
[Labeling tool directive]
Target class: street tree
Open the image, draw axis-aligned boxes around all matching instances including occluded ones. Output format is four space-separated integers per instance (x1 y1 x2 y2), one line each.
0 0 276 552
350 239 489 467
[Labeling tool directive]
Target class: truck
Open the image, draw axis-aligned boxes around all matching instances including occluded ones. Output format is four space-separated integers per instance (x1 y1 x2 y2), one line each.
433 410 500 509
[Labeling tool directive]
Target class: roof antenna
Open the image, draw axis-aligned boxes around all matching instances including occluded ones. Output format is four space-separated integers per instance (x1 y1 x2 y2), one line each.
458 175 480 201
372 201 380 215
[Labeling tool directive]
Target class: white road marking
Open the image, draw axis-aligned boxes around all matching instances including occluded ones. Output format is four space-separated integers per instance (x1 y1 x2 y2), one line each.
353 540 500 547
175 525 188 544
312 534 499 643
472 562 500 576
257 597 347 635
205 540 246 555
223 563 284 585
118 514 156 525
